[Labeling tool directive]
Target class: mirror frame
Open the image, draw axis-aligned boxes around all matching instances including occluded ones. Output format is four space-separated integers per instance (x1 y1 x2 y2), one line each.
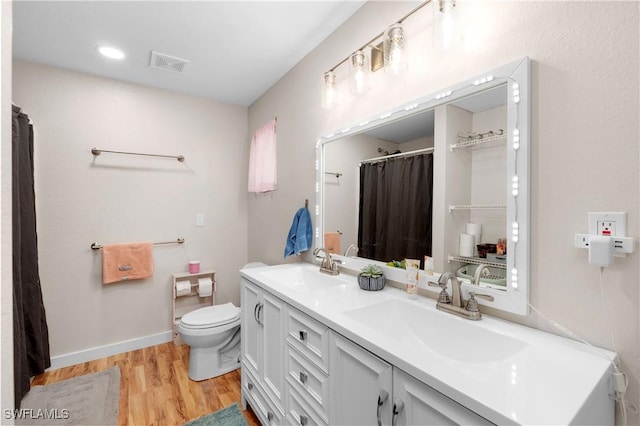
315 57 530 316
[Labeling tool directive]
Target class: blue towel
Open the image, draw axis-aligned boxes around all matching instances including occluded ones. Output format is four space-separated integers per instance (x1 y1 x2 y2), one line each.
284 207 313 258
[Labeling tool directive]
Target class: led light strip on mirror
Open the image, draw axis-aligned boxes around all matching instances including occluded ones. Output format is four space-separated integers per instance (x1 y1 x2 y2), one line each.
316 57 530 315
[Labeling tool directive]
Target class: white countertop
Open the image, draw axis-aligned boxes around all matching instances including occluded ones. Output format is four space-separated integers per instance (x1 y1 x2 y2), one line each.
240 262 616 425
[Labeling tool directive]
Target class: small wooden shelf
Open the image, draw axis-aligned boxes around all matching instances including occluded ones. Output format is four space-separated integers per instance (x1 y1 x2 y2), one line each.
172 269 215 346
447 255 507 269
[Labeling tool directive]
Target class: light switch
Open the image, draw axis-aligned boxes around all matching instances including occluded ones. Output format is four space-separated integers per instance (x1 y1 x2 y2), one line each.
196 213 205 227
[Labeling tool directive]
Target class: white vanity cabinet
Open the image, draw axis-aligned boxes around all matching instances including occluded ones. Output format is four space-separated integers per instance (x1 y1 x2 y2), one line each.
329 331 493 426
393 368 493 426
241 275 495 426
329 331 393 425
241 263 615 426
241 278 286 424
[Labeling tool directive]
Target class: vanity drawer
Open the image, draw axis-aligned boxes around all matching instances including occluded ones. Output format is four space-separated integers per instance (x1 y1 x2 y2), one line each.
286 307 330 373
285 345 329 421
242 367 284 426
286 382 328 426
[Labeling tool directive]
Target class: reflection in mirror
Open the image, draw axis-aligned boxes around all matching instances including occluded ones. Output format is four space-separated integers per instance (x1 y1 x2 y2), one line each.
316 57 530 315
324 109 435 266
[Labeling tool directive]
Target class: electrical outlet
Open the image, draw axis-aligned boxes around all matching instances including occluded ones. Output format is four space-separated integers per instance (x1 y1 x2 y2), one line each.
588 212 626 237
597 220 616 236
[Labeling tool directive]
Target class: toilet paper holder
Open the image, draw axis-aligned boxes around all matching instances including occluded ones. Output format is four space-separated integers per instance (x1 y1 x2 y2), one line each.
172 270 216 346
173 270 216 298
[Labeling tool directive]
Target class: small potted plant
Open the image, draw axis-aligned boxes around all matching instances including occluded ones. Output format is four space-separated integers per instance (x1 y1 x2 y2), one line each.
358 264 386 291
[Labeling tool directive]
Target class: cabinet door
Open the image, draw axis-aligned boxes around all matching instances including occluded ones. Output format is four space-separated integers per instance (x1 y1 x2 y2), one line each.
329 331 392 426
261 291 286 410
393 368 493 426
241 278 261 375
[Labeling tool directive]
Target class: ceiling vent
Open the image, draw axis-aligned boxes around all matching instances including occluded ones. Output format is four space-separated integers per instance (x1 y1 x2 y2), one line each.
149 51 191 74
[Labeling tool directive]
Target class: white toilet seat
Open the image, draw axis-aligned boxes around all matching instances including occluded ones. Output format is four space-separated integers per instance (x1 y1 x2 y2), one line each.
179 302 241 330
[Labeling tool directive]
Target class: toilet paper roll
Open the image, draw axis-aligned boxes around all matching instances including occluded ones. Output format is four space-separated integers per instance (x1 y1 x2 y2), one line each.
466 223 482 235
459 233 475 257
197 277 213 297
466 223 482 244
176 281 191 297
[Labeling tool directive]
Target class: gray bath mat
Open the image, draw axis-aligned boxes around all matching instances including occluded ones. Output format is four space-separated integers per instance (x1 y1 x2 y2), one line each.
184 403 248 426
18 365 120 425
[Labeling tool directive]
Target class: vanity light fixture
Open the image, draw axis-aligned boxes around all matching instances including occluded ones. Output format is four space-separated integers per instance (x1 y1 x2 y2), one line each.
96 45 125 60
320 0 433 107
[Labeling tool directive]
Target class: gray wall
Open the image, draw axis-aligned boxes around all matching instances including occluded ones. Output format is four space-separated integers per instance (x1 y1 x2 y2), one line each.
12 60 249 360
247 2 640 422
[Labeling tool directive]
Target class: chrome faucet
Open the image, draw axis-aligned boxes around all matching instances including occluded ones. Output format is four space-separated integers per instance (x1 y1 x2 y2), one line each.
343 244 358 257
472 264 492 286
428 270 494 320
313 247 339 275
440 272 464 308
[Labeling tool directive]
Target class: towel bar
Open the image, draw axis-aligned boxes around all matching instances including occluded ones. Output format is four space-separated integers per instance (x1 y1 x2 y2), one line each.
91 147 185 162
91 238 185 250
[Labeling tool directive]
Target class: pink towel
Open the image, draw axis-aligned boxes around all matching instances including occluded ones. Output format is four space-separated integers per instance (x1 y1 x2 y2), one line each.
324 232 341 255
102 241 154 284
248 118 277 193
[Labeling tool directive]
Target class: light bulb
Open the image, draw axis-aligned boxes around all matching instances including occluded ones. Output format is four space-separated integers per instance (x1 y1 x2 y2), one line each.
349 51 370 94
321 71 337 108
384 24 408 75
433 0 462 50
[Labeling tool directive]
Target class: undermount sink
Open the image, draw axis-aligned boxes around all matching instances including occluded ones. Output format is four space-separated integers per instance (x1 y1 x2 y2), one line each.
260 266 348 293
344 299 529 364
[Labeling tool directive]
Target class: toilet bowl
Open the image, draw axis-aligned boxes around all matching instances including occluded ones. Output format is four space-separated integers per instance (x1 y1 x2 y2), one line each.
178 302 241 381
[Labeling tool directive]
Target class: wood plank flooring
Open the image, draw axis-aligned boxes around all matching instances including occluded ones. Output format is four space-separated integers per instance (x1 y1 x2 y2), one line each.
31 342 260 426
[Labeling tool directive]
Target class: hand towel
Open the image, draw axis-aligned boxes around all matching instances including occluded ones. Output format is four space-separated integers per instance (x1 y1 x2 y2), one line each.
284 207 312 258
248 118 277 193
102 241 154 284
324 232 341 255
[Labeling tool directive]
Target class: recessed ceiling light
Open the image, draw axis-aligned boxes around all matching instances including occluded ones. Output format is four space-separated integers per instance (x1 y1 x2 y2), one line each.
97 46 125 60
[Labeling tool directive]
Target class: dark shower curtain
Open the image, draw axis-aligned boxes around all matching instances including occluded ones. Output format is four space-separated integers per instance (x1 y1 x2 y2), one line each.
12 105 50 406
358 153 433 266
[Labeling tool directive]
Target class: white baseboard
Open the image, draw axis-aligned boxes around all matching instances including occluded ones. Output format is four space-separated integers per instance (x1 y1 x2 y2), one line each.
49 331 173 370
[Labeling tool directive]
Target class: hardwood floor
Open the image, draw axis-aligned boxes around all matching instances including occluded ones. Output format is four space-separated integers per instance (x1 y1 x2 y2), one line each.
31 342 260 426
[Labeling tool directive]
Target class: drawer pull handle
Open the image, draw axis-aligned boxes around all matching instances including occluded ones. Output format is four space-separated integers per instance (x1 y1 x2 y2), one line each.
267 411 274 422
377 390 389 426
256 303 264 326
299 371 308 384
299 330 307 341
247 382 254 390
300 414 308 425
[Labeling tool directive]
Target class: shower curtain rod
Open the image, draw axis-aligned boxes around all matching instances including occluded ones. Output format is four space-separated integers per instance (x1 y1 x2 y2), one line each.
91 147 185 162
91 238 185 250
360 147 434 165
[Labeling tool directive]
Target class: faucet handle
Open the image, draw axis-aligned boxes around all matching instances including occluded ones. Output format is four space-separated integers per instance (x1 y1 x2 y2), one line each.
465 292 495 312
428 281 451 304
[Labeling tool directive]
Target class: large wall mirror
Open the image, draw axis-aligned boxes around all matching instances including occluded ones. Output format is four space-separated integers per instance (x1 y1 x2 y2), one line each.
315 57 530 315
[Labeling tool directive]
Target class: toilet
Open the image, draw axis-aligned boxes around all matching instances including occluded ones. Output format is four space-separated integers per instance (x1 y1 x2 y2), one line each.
178 302 241 381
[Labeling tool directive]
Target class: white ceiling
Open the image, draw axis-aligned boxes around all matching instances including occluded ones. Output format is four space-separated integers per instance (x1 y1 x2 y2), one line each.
12 1 366 107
